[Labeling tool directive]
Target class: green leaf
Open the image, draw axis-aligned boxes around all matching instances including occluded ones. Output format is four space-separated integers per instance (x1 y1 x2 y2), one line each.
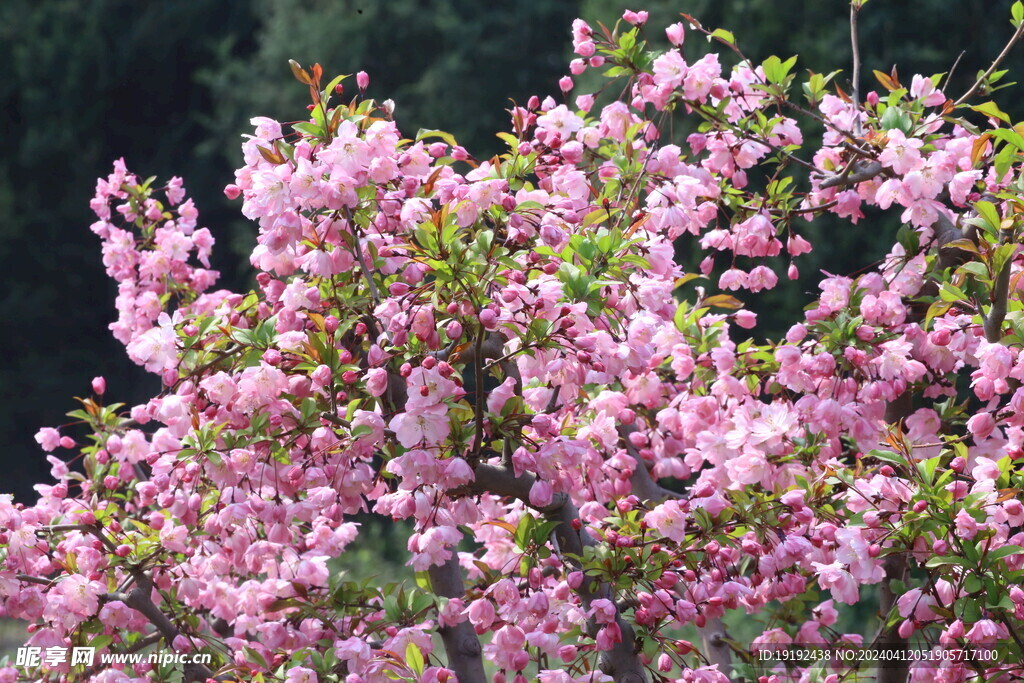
416 128 458 147
987 544 1024 561
970 101 1011 124
974 200 1002 232
925 554 969 568
762 55 797 85
991 128 1024 151
322 73 349 99
708 28 735 46
405 643 425 675
1015 0 1024 27
879 106 912 133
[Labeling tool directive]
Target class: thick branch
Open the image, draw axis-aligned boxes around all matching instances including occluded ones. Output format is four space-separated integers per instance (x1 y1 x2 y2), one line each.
873 554 910 683
700 617 733 679
428 556 486 683
819 160 883 189
984 229 1014 342
106 586 214 682
617 425 683 502
467 465 647 683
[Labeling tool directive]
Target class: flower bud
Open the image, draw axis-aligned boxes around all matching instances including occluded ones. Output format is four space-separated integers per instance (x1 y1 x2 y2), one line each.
479 308 498 330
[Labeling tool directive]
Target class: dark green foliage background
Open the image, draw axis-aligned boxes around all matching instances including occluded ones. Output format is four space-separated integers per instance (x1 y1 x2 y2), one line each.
0 0 1016 504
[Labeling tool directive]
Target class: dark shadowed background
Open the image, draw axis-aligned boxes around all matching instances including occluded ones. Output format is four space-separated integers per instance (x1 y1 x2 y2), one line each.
1 0 1019 503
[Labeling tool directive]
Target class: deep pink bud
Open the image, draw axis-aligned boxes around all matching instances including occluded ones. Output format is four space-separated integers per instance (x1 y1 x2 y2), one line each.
479 308 498 330
115 544 131 558
91 376 106 395
446 320 463 340
357 71 369 90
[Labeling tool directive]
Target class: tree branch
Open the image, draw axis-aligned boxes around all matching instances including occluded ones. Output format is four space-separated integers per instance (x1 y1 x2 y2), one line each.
428 555 486 683
106 585 214 682
955 19 1024 106
700 617 734 679
617 425 683 502
984 227 1014 342
819 160 883 189
850 1 863 137
466 464 648 683
872 554 910 683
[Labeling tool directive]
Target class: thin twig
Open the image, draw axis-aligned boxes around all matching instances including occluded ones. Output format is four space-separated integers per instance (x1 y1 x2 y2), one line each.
946 50 966 90
850 1 863 136
956 20 1024 105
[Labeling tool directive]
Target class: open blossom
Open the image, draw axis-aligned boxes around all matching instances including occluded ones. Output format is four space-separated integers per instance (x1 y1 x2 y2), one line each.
878 129 924 174
811 562 859 605
390 404 451 448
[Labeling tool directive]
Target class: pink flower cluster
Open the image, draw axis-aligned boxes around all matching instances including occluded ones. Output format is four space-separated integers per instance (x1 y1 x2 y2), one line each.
5 9 1024 683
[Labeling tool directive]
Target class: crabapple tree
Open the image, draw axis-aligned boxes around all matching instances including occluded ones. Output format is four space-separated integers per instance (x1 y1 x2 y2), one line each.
5 4 1024 683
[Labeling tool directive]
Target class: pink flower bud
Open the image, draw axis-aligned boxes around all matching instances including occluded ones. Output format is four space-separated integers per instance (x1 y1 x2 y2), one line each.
446 320 463 340
356 71 369 91
223 184 241 200
365 368 388 397
91 376 106 395
734 310 757 329
478 308 498 330
666 22 686 46
59 436 76 449
262 348 282 366
115 544 131 558
559 76 574 92
311 364 332 387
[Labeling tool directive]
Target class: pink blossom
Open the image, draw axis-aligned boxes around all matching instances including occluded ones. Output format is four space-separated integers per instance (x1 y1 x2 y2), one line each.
390 404 451 448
